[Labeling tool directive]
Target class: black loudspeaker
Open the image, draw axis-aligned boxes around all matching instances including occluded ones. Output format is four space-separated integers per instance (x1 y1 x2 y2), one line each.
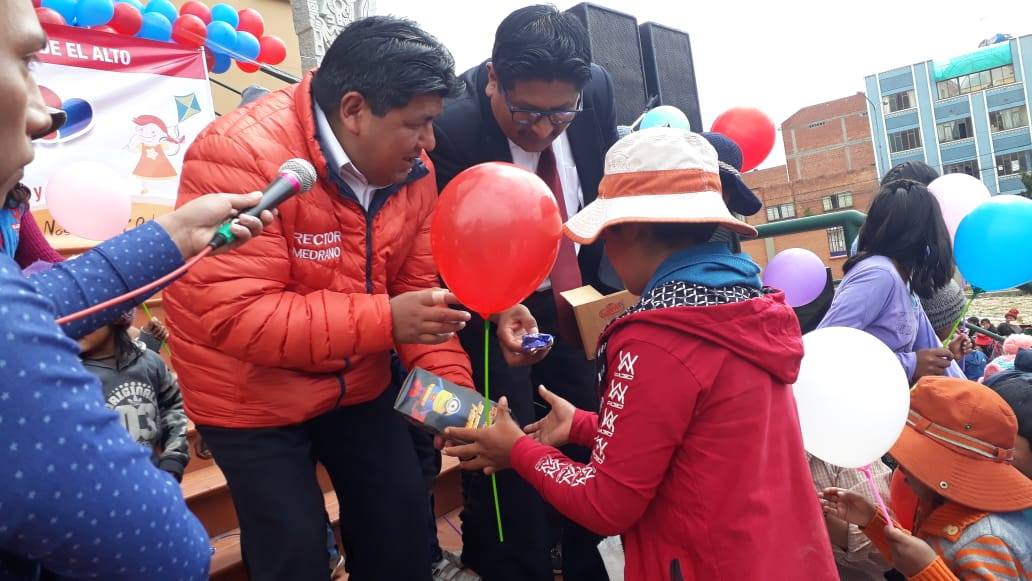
565 3 647 126
639 22 703 132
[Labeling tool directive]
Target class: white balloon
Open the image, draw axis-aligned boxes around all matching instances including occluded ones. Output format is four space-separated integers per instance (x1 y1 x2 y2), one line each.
792 327 910 468
927 173 991 241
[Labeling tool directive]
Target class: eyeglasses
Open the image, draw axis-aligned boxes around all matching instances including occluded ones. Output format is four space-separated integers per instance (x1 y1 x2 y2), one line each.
502 90 583 127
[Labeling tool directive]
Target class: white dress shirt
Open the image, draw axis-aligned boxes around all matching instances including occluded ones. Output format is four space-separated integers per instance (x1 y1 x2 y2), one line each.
508 132 584 291
315 106 379 210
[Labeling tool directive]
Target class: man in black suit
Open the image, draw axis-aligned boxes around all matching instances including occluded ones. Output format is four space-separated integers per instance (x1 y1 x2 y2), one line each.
431 5 618 581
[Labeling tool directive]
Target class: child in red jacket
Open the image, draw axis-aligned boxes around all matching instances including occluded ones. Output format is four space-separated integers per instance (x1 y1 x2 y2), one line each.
445 128 837 581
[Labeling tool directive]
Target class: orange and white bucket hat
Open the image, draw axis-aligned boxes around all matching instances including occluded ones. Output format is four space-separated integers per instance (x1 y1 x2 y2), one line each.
563 127 758 244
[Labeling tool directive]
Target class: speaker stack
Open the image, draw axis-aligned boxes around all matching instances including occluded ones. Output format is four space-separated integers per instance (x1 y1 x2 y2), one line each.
565 4 703 131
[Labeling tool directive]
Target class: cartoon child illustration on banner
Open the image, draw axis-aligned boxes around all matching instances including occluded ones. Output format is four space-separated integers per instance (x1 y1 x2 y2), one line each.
126 114 184 193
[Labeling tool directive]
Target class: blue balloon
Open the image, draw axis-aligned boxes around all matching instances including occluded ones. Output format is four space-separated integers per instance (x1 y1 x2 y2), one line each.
137 12 172 42
210 3 239 28
75 0 114 27
640 105 691 130
954 195 1032 291
205 21 237 54
117 0 144 9
143 0 178 25
42 0 79 24
233 31 260 62
211 52 232 74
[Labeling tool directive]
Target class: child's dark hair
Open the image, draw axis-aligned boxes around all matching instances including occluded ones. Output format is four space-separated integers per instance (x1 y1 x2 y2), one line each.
844 180 953 299
987 374 1032 441
967 317 980 326
611 222 718 248
112 325 139 368
111 311 140 368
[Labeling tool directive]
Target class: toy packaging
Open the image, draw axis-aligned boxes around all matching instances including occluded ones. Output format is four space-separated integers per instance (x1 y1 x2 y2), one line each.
394 368 506 435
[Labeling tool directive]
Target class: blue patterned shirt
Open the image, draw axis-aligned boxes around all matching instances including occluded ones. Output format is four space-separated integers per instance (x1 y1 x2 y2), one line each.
0 222 209 580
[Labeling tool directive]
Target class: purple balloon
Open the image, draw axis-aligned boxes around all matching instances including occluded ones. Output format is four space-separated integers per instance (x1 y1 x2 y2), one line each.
762 248 827 307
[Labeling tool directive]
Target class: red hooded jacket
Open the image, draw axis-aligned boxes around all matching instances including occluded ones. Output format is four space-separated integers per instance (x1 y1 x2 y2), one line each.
164 73 472 428
511 291 837 580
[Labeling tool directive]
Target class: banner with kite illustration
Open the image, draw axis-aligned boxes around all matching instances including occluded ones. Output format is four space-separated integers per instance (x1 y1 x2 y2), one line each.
22 24 214 251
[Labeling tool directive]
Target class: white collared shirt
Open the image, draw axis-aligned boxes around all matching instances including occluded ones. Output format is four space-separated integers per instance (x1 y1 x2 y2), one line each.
507 132 584 291
507 132 584 219
314 106 379 210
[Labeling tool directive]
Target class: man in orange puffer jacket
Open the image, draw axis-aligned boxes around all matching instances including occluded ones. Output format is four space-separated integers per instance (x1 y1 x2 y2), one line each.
164 17 474 581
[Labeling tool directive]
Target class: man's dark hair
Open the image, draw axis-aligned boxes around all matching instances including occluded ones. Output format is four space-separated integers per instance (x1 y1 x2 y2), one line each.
844 180 953 299
967 317 980 326
313 16 462 117
491 5 592 90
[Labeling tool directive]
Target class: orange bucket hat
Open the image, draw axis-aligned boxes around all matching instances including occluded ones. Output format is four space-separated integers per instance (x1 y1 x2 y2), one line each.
890 376 1032 512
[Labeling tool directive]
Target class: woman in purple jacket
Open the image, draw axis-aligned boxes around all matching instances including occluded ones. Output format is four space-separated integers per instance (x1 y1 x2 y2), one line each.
819 179 965 382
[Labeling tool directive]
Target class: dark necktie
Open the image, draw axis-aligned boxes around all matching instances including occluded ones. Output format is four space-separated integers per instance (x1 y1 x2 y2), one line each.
536 146 583 343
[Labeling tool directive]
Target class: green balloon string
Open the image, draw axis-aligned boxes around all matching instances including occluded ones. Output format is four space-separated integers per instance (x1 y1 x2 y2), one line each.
943 287 983 347
484 319 505 543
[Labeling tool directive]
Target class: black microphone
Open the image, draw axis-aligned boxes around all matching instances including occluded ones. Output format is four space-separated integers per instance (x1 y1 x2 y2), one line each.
208 158 317 249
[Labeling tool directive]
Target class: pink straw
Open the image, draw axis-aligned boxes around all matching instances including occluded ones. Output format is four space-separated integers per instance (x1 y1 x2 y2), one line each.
860 464 892 525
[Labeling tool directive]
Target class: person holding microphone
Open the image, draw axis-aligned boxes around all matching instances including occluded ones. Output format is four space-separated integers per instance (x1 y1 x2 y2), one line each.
0 2 275 578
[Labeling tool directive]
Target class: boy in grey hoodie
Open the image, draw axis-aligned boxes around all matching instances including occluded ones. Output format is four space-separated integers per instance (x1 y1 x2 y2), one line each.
79 310 190 480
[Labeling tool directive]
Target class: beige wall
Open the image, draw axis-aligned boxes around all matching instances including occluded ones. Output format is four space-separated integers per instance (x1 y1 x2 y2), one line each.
171 0 302 115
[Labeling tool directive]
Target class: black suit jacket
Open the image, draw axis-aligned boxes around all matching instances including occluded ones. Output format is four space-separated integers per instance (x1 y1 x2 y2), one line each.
431 61 621 293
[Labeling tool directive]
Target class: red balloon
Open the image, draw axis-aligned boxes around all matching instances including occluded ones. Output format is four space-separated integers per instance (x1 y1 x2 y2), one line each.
237 60 261 73
431 163 562 317
258 35 287 65
710 107 776 173
33 0 42 7
109 2 142 35
35 7 66 26
179 0 212 24
93 25 117 34
171 14 207 48
236 8 265 37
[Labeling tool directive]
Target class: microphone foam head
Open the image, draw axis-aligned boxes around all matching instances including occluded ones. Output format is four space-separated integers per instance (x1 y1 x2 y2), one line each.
279 158 317 192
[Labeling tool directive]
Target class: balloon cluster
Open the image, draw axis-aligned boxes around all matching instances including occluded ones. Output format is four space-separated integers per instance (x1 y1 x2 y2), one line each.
34 0 288 75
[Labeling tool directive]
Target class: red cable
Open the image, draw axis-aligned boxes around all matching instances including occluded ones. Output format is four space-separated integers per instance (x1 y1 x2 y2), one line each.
55 247 213 326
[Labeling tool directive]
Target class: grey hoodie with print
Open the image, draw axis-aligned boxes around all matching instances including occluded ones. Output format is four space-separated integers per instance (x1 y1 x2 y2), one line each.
82 344 190 479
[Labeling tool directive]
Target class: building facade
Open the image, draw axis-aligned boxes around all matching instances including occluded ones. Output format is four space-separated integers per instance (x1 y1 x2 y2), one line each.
865 34 1032 195
741 93 880 278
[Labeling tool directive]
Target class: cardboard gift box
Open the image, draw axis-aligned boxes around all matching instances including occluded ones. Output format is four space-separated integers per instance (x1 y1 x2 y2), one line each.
394 368 502 435
559 285 639 359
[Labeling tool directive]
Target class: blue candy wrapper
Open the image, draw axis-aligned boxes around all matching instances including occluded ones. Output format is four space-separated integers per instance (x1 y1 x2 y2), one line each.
521 332 554 354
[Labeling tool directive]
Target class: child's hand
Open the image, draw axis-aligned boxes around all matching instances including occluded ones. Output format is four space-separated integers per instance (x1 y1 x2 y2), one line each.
523 385 574 447
884 526 937 576
914 348 952 379
443 397 523 475
142 317 170 343
820 487 876 527
947 333 972 362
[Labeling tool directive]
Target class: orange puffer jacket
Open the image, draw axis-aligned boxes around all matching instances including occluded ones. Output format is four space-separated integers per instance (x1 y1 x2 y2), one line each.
164 73 472 429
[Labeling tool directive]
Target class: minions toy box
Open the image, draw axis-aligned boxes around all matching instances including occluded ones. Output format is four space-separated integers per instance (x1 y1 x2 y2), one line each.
394 368 504 435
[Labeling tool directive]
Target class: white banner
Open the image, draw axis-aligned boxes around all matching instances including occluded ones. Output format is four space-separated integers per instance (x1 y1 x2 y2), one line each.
22 24 215 251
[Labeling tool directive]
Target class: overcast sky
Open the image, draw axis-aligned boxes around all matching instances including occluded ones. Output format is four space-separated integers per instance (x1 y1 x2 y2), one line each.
376 0 1032 169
